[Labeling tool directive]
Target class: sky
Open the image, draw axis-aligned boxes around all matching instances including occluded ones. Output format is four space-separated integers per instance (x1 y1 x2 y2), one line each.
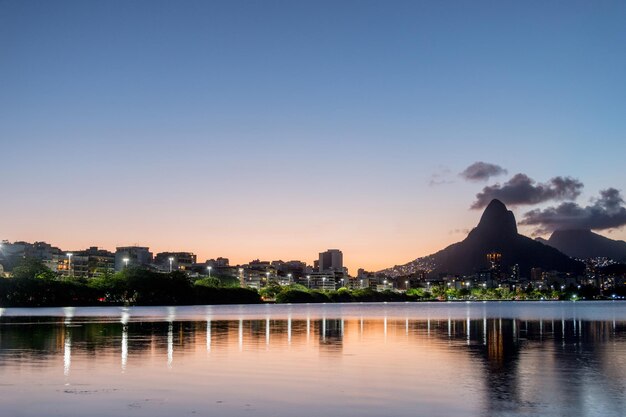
1 0 626 273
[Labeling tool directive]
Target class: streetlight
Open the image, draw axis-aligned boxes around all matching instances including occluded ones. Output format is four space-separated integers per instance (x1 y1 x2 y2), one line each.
288 273 292 283
405 280 409 290
322 277 326 290
307 275 310 288
207 266 212 278
169 257 174 273
123 257 129 268
66 253 73 276
360 279 363 288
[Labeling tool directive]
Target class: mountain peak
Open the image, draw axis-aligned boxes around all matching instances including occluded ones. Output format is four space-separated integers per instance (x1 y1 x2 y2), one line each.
476 199 518 236
483 199 508 214
546 229 626 262
379 199 584 277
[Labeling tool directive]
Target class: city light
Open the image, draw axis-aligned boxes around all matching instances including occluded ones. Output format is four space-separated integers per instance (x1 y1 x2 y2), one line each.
66 253 73 276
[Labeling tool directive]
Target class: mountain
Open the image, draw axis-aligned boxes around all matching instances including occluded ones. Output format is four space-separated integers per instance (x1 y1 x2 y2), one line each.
540 229 626 262
380 199 584 277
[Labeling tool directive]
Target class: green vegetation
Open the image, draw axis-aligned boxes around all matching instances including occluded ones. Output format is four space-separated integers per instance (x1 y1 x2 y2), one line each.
421 284 600 301
267 283 602 303
273 286 421 303
0 259 261 307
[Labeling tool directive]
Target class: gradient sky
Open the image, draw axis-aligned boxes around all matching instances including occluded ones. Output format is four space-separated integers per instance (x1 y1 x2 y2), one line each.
2 0 626 273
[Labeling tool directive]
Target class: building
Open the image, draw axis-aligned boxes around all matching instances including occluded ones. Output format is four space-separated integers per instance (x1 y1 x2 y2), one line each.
0 241 68 272
0 241 29 270
530 267 543 282
25 241 63 261
115 246 153 271
241 270 265 289
272 260 307 281
58 247 115 278
83 247 115 277
155 252 197 271
307 271 337 291
206 257 229 268
58 254 89 277
318 249 343 272
486 252 502 279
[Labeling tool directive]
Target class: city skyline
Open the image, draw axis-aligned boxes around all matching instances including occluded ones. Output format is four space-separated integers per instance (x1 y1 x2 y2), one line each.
2 1 626 274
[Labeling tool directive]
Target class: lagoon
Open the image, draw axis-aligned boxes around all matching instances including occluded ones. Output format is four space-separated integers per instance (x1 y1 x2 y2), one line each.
1 301 625 417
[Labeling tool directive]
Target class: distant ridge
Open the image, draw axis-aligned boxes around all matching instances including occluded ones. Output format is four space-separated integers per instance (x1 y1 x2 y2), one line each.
539 229 626 262
380 199 584 277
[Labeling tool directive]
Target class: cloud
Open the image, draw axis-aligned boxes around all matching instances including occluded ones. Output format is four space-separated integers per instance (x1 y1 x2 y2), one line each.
520 188 626 234
429 166 454 186
460 162 507 182
471 174 583 209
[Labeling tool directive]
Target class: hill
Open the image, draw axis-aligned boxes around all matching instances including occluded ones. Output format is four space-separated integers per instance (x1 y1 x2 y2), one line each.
380 199 584 278
541 229 626 262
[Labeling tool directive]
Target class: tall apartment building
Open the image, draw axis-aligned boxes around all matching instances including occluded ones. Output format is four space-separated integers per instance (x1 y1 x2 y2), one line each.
318 249 343 272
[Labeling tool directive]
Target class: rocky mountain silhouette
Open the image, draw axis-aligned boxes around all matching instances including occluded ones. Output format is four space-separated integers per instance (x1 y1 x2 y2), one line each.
381 199 584 277
539 229 626 262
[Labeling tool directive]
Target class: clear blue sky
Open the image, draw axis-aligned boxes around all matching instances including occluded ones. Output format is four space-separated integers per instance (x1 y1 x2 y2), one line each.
2 0 625 271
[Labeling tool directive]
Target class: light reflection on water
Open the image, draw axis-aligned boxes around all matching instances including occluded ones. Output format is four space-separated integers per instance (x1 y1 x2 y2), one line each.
0 302 625 417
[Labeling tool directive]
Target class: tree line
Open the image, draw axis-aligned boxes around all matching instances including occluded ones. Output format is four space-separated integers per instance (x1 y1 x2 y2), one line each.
0 258 260 307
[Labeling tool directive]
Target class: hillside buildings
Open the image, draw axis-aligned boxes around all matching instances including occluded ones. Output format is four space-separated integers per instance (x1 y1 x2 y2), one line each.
2 238 626 294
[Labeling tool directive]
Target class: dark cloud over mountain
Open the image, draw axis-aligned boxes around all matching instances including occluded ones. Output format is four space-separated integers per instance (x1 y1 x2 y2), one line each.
471 174 583 209
460 162 507 182
521 188 626 234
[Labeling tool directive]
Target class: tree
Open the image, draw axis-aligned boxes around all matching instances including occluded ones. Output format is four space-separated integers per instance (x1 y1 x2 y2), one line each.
11 258 54 280
195 277 221 288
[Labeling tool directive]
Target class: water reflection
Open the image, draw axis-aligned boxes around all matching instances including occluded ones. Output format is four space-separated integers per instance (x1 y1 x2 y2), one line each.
0 303 625 417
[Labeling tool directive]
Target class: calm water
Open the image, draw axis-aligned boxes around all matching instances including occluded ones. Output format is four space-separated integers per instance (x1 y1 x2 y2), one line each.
1 302 625 417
